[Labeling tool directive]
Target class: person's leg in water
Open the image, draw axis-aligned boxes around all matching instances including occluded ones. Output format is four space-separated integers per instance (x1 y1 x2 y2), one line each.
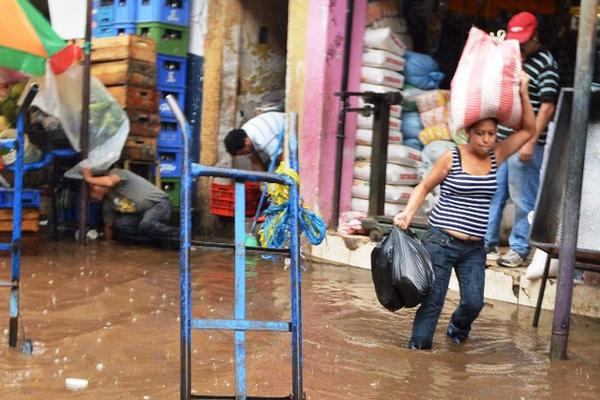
446 240 485 344
112 213 150 245
409 227 460 350
139 199 179 247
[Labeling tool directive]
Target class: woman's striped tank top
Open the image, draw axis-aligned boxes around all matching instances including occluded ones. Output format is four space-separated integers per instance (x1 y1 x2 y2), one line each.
429 146 498 238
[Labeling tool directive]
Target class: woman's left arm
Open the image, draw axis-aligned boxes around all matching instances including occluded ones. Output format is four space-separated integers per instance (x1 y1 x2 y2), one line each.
494 74 536 164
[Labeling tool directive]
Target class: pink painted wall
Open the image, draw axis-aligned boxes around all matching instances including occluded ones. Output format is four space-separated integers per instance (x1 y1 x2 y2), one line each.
339 1 367 214
300 0 367 225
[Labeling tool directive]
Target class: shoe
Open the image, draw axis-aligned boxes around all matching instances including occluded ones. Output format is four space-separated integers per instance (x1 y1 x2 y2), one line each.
486 246 501 261
446 323 468 344
407 338 432 350
497 249 525 268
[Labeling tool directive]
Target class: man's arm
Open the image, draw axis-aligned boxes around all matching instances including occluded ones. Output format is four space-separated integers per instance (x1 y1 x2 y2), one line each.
82 167 121 188
249 152 268 170
519 102 555 162
520 55 559 162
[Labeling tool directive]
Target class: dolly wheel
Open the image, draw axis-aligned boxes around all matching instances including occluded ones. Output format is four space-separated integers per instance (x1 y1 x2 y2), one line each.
369 228 384 242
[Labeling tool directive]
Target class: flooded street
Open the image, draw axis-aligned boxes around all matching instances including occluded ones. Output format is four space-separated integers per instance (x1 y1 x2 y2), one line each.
0 241 599 399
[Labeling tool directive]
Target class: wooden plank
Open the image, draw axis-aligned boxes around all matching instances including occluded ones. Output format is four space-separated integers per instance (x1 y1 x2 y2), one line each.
107 86 158 111
91 60 156 87
0 219 39 232
128 110 160 137
90 35 156 64
123 136 157 161
0 209 39 221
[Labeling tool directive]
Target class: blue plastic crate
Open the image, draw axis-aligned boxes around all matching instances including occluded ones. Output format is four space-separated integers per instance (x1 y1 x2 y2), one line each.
157 54 187 88
92 23 136 38
158 118 182 149
158 85 186 118
157 147 182 177
0 189 41 209
114 0 137 23
93 1 116 26
136 0 190 27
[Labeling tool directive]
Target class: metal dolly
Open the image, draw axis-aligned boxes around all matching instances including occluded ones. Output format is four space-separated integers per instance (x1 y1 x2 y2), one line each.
167 96 304 400
0 84 38 349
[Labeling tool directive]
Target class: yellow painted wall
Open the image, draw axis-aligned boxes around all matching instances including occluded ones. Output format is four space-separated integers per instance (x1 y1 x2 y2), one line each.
285 0 308 139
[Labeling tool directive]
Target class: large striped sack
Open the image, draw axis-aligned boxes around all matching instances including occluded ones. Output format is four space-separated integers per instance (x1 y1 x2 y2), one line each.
450 28 522 132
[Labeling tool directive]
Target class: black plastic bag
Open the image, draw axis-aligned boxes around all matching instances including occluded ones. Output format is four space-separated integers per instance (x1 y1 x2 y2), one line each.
371 228 404 312
371 227 435 311
392 227 435 308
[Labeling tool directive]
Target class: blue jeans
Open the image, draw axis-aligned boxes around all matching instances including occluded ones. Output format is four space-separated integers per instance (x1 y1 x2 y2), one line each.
409 227 486 349
113 199 179 245
485 145 543 258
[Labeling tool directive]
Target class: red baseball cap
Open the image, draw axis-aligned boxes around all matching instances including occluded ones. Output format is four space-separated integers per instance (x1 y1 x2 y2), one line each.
506 12 538 44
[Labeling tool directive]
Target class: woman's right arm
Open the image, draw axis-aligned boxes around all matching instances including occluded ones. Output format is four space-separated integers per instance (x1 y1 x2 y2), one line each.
393 150 452 229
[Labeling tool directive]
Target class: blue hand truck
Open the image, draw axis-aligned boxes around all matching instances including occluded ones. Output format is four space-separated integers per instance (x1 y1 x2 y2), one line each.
167 96 304 400
0 84 39 349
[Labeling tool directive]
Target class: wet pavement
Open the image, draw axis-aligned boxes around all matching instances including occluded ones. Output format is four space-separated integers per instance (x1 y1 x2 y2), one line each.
0 241 599 399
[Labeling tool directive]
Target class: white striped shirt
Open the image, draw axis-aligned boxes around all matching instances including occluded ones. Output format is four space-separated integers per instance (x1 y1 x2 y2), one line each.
241 112 285 165
429 147 498 238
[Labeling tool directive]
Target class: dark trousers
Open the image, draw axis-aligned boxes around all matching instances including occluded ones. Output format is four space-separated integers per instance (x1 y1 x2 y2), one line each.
113 199 179 246
409 226 486 349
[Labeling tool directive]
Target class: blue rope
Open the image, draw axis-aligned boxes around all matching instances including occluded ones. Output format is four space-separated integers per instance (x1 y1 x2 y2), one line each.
261 201 327 249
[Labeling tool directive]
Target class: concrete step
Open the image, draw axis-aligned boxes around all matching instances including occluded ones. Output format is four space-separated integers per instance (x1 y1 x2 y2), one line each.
307 232 600 319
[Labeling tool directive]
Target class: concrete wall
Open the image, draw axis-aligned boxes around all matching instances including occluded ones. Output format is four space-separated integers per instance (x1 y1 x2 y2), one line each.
299 0 367 224
198 0 368 233
237 1 288 123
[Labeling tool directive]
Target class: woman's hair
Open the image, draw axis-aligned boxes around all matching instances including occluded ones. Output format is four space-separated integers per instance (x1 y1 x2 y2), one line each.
466 118 499 132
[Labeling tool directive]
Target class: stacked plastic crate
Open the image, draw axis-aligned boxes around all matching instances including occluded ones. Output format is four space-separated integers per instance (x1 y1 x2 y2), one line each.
136 0 190 208
92 0 138 38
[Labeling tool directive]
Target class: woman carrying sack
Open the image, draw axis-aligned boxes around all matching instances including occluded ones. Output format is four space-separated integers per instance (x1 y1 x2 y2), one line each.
393 73 535 350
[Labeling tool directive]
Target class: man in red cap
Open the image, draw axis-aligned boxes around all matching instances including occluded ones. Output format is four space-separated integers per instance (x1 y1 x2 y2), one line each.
485 11 560 268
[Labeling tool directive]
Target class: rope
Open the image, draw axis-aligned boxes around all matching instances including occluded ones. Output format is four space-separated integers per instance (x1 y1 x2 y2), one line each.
258 163 327 248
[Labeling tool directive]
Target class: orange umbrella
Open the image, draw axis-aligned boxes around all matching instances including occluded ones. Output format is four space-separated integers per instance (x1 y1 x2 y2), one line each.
0 0 67 76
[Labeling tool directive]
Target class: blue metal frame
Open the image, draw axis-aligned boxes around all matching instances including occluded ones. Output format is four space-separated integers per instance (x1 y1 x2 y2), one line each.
167 96 303 400
0 84 39 348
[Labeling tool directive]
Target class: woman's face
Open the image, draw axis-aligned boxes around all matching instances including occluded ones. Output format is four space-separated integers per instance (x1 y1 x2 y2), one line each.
467 119 497 155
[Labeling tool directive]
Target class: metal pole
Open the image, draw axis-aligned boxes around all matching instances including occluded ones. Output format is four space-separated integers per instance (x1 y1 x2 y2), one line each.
551 0 598 360
78 0 92 245
168 95 192 399
288 112 303 399
332 0 355 226
368 98 390 216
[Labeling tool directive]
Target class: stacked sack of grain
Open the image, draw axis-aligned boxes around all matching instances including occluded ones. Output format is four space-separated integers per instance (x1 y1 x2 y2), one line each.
400 51 445 150
348 6 416 219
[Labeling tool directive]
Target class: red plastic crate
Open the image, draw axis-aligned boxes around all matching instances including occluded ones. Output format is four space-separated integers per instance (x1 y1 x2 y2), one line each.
210 181 262 217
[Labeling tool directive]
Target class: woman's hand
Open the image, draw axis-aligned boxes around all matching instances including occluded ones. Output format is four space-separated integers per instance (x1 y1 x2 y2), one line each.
393 211 412 230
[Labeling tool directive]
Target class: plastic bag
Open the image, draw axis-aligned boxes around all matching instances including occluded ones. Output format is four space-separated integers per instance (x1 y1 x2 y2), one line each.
371 228 405 311
402 111 424 140
26 64 129 178
404 50 445 90
371 227 435 310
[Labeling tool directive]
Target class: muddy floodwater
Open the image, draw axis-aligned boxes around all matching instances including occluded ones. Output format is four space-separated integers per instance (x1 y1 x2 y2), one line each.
0 241 599 399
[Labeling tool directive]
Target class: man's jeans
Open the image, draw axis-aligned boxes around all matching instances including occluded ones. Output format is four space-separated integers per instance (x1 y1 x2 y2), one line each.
409 227 485 349
485 144 544 258
113 199 179 244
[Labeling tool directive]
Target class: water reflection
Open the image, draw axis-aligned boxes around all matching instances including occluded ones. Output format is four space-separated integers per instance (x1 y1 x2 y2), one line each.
0 242 598 399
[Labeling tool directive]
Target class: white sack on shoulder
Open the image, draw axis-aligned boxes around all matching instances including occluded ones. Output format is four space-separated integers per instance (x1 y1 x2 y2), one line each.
450 27 522 132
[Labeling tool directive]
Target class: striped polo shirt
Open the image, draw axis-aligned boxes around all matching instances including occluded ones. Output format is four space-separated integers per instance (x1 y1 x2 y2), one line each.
241 112 285 165
497 47 560 145
429 147 498 238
